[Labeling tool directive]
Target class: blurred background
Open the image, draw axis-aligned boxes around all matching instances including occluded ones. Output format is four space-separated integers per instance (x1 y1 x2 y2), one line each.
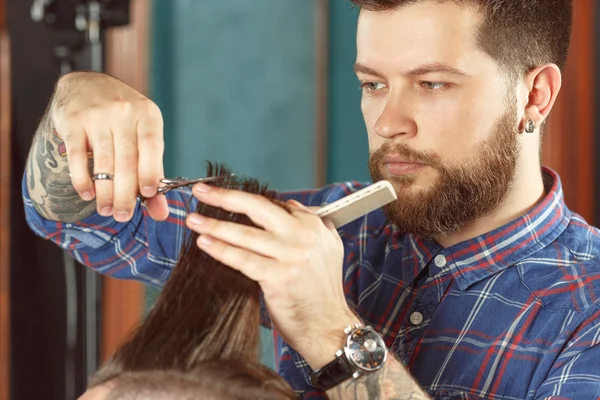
0 0 598 399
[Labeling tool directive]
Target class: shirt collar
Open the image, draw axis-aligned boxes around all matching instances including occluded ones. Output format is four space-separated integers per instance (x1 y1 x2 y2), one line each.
402 167 571 291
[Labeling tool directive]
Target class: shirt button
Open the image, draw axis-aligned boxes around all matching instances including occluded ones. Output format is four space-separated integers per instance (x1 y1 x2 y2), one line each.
434 255 447 267
410 311 423 325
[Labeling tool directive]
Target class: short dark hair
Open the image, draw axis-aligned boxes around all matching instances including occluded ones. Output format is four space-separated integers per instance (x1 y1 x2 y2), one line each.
350 0 573 79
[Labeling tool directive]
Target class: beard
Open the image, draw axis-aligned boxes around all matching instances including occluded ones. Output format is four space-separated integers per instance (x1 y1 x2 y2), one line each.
368 105 519 241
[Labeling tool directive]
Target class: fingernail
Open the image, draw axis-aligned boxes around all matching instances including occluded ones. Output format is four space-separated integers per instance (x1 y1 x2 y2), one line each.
82 191 94 201
288 199 302 207
141 186 155 197
101 206 113 216
188 214 205 225
194 183 210 193
199 235 213 245
115 210 130 220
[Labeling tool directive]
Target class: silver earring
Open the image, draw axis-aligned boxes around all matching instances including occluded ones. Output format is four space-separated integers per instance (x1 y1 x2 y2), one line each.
524 119 536 133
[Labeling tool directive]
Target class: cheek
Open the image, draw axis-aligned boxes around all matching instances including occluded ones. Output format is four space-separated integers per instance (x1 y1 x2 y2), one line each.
367 131 386 153
361 96 386 151
414 95 502 159
361 95 384 125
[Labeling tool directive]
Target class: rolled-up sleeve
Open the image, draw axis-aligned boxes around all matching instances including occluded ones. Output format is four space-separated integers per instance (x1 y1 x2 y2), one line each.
22 172 196 288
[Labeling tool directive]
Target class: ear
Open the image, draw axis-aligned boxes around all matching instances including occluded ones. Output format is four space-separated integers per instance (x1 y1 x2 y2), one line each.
522 63 562 125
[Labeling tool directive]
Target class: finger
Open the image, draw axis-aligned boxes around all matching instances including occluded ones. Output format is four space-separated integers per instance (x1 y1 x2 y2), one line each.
192 183 294 233
186 213 297 260
286 200 334 233
321 217 337 231
90 129 114 216
196 234 279 283
112 126 139 222
287 199 320 213
142 161 168 221
137 107 164 198
145 194 169 221
62 127 94 201
287 199 310 211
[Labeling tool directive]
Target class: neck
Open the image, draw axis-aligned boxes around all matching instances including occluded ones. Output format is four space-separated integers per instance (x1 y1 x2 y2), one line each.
436 164 546 248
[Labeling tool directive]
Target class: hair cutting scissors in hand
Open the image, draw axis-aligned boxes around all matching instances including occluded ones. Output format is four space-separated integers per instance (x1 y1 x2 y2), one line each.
135 174 234 200
156 175 234 194
92 172 235 200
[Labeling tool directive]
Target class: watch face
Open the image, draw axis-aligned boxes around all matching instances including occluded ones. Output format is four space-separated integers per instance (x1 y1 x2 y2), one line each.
344 327 387 372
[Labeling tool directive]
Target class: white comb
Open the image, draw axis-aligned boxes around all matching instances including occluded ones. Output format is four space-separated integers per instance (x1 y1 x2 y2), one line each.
316 180 397 228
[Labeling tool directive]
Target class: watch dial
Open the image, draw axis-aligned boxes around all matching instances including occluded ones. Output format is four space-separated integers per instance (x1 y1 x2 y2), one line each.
345 327 387 372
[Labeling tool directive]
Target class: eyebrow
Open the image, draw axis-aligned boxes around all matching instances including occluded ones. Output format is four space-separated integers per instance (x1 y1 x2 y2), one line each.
353 62 469 78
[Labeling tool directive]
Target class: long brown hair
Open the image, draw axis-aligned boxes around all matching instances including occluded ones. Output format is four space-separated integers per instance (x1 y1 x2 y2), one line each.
89 163 294 399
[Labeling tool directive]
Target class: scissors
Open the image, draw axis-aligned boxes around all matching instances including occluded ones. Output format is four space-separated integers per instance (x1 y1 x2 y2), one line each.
137 174 235 200
157 174 235 194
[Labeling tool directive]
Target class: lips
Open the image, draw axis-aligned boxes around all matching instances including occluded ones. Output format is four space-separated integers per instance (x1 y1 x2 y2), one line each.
383 154 424 165
382 154 426 176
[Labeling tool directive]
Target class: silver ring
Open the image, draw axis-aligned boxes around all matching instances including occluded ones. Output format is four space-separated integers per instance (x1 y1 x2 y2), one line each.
91 173 114 181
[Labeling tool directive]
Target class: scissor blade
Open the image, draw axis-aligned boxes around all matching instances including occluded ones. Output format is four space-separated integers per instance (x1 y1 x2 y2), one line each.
148 173 236 197
158 173 235 191
160 177 189 185
185 173 235 186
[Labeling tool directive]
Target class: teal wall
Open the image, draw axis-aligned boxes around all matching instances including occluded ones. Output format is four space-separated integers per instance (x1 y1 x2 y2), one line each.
151 0 317 191
327 1 370 184
148 0 369 370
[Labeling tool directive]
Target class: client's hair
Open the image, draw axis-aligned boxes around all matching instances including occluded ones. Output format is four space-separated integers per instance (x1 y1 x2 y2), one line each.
89 163 295 400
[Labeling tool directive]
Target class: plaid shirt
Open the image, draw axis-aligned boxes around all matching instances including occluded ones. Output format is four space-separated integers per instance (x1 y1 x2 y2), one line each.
23 167 600 399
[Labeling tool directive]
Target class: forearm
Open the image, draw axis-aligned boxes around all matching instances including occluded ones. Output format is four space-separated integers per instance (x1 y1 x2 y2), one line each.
25 108 96 222
326 356 431 400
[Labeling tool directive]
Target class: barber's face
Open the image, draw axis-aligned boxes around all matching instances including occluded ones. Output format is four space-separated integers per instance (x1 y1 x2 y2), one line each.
357 2 519 239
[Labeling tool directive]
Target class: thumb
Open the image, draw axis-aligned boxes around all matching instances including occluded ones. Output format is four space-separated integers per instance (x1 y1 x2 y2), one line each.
146 194 169 221
287 199 320 213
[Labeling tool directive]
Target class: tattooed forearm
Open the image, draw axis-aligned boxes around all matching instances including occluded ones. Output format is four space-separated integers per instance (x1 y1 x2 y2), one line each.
326 356 431 400
25 113 96 222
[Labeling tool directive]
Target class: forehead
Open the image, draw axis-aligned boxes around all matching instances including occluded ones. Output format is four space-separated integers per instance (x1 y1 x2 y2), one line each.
356 2 488 72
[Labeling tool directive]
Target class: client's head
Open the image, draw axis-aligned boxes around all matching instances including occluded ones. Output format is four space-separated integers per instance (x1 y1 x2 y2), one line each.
82 364 292 400
79 163 295 400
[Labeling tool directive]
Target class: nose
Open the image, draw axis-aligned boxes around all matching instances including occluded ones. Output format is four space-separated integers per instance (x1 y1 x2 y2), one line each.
374 97 417 139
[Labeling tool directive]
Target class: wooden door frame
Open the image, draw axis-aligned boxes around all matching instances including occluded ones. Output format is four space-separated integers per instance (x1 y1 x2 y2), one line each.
542 1 596 223
0 0 11 396
314 0 329 188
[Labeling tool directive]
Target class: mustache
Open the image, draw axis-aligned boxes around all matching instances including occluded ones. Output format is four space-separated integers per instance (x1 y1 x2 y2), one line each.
371 142 441 167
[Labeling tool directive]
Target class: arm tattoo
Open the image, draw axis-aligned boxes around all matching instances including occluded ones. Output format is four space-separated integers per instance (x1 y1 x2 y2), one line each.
25 113 96 222
326 356 431 400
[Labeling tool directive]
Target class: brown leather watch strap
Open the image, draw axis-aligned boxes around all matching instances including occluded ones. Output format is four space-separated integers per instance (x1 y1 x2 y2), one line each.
309 351 354 391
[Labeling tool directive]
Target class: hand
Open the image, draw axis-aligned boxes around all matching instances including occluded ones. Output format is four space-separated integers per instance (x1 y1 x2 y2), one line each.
51 71 168 222
185 183 358 369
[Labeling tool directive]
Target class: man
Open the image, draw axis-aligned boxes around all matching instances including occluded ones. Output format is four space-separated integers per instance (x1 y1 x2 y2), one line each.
23 0 600 399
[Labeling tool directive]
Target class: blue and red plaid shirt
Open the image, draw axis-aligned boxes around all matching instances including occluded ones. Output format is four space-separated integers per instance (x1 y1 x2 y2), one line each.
23 167 600 399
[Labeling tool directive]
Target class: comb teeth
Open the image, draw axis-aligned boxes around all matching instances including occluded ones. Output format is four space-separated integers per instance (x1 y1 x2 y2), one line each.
316 180 397 228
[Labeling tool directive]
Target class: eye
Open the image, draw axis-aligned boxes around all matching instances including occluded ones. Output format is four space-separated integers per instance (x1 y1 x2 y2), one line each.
361 82 387 92
421 81 446 90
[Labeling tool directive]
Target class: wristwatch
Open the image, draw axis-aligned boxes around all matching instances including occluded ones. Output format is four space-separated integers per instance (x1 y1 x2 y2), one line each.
309 323 388 391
